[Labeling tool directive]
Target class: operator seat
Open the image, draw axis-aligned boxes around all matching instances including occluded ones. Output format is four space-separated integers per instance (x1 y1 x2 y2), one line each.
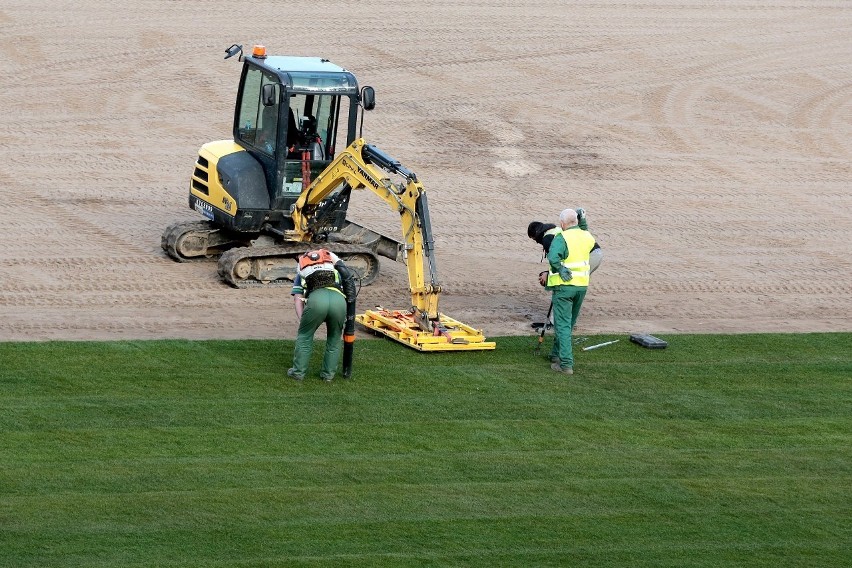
301 115 326 160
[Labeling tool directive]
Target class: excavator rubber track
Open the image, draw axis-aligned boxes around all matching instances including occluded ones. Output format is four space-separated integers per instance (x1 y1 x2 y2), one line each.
217 243 380 288
161 220 249 262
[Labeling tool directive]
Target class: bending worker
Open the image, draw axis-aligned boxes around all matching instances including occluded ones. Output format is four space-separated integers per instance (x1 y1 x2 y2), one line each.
288 249 353 382
545 208 598 375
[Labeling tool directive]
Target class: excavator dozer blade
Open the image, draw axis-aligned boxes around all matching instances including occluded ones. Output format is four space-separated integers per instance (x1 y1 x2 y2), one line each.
356 309 496 352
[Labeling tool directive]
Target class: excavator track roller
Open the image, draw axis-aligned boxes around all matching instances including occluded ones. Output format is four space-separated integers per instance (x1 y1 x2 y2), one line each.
161 220 248 262
217 243 380 288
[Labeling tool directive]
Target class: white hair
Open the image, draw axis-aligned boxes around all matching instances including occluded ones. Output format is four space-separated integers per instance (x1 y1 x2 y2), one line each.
559 208 578 226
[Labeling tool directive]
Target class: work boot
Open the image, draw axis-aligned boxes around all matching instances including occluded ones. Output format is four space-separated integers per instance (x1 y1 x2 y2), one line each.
550 362 573 375
287 368 305 381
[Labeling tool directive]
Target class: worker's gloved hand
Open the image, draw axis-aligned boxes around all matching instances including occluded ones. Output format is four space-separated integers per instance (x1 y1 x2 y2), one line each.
576 207 587 230
558 266 573 281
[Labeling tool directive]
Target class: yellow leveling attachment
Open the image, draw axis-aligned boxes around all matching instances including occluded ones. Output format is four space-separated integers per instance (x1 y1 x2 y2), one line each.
356 309 496 352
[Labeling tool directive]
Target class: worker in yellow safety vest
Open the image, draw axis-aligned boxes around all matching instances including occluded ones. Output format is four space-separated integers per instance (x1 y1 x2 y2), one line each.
545 208 598 375
530 208 603 284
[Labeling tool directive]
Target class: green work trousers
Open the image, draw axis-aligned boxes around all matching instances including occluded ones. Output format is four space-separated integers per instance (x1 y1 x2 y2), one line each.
292 288 347 379
549 285 587 369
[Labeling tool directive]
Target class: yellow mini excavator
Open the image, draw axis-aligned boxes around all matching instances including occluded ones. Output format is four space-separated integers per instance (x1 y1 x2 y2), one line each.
161 44 494 351
162 44 399 287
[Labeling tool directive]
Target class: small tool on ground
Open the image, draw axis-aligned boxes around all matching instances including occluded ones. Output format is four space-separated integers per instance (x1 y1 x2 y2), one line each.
582 339 619 351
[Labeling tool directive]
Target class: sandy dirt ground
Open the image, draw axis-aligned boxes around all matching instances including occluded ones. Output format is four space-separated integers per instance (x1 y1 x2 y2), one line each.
1 1 850 343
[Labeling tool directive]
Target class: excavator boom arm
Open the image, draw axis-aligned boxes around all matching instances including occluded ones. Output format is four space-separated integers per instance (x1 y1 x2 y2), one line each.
290 138 440 323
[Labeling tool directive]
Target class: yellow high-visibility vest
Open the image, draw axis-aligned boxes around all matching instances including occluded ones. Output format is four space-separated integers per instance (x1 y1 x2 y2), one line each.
546 228 596 287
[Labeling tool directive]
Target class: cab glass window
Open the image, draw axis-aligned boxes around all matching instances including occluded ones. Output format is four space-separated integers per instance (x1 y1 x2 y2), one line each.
237 68 279 155
287 94 350 159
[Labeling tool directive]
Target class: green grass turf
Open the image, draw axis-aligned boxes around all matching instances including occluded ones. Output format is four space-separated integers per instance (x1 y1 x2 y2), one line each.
0 333 849 567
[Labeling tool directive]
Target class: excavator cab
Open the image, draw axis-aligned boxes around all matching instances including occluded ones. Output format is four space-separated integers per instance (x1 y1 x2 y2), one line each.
224 52 363 233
